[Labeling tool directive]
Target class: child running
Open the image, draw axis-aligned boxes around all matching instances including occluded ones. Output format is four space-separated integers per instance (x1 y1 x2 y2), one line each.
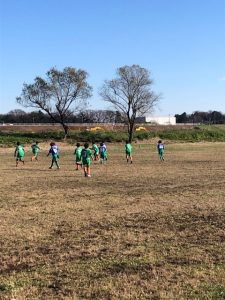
99 142 107 164
81 143 93 177
47 142 60 169
14 142 25 167
125 141 133 163
157 140 165 161
74 142 82 170
31 141 40 161
92 141 99 161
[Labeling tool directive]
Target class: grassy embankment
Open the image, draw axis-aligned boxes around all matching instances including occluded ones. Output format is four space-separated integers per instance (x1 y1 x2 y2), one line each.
2 124 225 147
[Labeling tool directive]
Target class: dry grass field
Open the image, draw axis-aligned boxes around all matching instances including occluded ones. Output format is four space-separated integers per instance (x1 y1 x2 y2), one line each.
0 142 225 299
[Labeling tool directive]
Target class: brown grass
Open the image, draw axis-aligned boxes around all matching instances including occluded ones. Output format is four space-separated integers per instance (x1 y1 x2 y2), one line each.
0 123 194 133
0 142 225 299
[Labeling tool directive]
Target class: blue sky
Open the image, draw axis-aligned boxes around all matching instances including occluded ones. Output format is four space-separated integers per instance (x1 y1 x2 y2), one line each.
0 0 224 115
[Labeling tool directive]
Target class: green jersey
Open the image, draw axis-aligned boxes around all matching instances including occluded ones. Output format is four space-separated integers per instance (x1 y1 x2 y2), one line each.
31 144 40 154
92 144 99 154
125 143 132 154
74 146 82 161
15 145 25 157
81 148 92 166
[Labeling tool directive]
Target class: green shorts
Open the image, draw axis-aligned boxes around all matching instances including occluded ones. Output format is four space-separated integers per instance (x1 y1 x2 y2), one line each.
76 156 81 163
82 158 91 167
100 153 107 160
16 155 24 161
52 153 59 160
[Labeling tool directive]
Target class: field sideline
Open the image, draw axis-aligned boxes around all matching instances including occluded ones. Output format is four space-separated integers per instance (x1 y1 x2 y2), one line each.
0 142 225 299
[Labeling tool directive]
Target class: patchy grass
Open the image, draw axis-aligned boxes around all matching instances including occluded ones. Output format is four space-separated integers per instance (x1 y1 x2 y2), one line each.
0 142 225 299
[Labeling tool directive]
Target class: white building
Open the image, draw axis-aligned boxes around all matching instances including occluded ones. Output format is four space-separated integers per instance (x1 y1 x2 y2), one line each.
138 115 176 125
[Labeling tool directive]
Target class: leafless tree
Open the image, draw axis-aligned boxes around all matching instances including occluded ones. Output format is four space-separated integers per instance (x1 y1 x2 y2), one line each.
16 67 92 137
78 110 118 123
89 110 116 123
8 109 26 116
99 65 160 142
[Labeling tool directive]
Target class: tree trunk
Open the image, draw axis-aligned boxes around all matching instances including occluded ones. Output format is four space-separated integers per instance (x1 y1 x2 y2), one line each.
128 121 134 143
62 123 69 139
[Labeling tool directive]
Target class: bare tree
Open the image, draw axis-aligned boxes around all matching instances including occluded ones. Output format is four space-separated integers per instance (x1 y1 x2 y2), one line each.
77 109 117 123
16 67 92 137
99 65 160 142
8 109 26 116
82 110 117 123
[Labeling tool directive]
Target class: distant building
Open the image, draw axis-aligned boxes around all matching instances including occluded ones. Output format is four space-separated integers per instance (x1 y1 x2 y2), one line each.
137 115 176 125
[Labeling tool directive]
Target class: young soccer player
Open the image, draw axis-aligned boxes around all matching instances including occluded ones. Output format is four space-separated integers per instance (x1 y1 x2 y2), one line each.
157 140 165 161
31 141 40 161
101 142 107 151
81 143 93 177
74 142 82 170
92 142 99 161
99 142 107 164
125 141 133 163
14 142 25 167
47 142 60 169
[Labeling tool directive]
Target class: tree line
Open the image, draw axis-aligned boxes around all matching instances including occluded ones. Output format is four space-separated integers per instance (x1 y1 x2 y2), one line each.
0 109 124 124
4 110 225 125
175 111 225 124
